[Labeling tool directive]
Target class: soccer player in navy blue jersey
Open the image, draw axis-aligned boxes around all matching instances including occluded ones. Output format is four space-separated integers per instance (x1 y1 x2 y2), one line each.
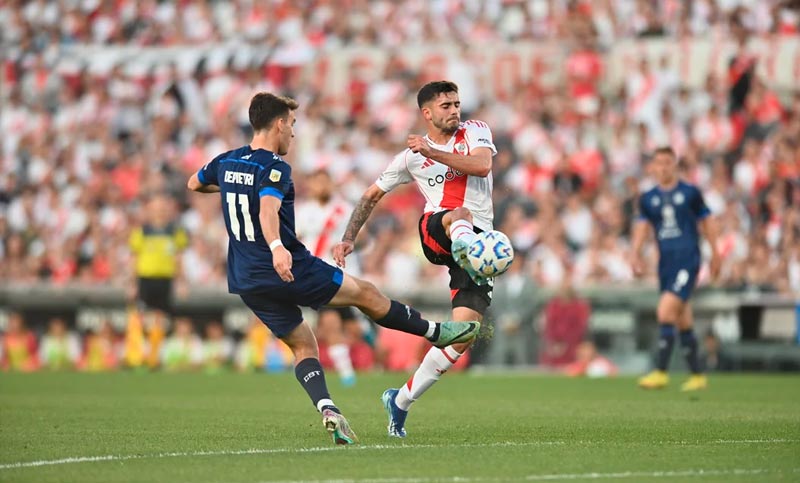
630 147 721 392
187 92 479 445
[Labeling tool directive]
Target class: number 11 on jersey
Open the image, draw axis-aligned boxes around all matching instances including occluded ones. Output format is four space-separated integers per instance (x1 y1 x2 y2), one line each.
226 192 256 242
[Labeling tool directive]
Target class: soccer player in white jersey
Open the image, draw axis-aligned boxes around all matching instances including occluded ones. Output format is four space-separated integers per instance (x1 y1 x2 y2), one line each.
333 81 496 438
297 169 363 387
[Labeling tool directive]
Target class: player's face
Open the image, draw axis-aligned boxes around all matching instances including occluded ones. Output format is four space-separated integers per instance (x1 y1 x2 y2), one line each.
651 153 677 184
277 111 296 156
425 92 461 135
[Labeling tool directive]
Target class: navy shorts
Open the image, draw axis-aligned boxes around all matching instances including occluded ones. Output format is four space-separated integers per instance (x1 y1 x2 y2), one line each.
418 210 492 315
240 256 344 338
658 254 700 302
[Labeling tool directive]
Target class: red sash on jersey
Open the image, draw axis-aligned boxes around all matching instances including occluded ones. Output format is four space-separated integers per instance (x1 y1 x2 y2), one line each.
440 128 469 209
313 204 346 258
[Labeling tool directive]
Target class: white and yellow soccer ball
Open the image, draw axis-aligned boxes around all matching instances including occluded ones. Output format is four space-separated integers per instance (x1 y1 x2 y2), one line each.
466 230 515 278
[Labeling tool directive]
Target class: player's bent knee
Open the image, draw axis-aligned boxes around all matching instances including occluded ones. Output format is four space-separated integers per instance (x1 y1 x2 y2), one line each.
329 273 386 310
354 279 384 307
657 292 685 322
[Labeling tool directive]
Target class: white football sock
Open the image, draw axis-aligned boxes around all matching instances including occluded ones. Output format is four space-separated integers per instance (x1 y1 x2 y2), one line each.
449 219 476 245
328 343 355 380
395 345 462 411
316 398 335 413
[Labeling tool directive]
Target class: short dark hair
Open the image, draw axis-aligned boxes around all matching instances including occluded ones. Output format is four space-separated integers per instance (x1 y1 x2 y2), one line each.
417 81 458 108
248 93 299 132
653 146 676 159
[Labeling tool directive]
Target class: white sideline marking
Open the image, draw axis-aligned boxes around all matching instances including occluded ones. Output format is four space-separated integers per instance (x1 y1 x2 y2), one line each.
0 439 796 471
265 468 799 483
0 442 561 470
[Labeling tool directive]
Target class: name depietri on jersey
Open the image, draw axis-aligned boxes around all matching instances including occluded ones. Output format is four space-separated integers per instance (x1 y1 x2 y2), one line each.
224 171 255 186
427 167 465 187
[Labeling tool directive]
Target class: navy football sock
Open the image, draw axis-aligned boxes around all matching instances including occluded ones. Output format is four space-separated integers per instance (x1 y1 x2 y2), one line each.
373 300 429 337
680 329 702 374
656 324 676 371
294 358 336 412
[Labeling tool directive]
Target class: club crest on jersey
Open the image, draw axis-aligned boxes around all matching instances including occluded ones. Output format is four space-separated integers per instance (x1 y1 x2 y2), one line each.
651 196 661 207
673 192 685 205
269 169 282 182
454 141 468 155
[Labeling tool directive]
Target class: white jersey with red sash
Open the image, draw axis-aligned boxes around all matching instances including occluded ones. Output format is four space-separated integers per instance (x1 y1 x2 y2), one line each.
296 197 360 275
374 120 497 231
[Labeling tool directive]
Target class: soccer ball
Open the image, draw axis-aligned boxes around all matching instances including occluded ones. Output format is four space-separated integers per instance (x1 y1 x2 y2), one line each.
466 230 514 277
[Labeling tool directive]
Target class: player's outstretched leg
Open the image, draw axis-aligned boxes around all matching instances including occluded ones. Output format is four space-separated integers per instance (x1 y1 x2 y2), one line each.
388 307 479 437
390 341 473 430
327 274 480 347
445 208 488 286
280 321 358 444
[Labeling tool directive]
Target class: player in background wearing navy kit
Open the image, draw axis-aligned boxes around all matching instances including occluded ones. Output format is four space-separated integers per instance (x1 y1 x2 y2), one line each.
333 81 497 438
187 93 480 445
630 147 721 392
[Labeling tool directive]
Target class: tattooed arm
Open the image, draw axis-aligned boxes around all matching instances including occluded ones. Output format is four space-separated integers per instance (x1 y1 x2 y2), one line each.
333 184 386 268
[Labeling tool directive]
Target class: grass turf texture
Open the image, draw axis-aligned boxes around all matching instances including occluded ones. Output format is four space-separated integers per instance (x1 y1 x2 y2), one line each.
0 373 798 483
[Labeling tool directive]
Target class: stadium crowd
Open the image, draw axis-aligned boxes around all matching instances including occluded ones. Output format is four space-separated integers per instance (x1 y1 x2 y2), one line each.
1 1 799 371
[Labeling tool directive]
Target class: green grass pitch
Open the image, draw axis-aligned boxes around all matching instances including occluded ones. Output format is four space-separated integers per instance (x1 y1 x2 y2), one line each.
1 372 798 482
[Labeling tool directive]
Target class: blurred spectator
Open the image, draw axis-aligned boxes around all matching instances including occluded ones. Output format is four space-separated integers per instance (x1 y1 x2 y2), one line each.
540 278 591 368
744 79 784 141
234 318 293 373
296 168 361 385
564 340 618 377
161 317 202 372
1 312 39 372
727 31 757 115
235 319 268 372
318 332 376 375
702 331 735 372
38 317 80 371
376 327 424 373
78 322 122 372
263 332 295 373
486 252 538 366
202 321 233 374
552 158 584 200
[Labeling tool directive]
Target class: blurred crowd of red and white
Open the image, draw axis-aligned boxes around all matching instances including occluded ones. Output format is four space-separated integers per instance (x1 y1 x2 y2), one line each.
1 0 799 296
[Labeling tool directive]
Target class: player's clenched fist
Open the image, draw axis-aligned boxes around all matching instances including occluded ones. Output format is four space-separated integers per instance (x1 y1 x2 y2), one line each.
407 134 432 156
332 240 354 268
272 245 294 282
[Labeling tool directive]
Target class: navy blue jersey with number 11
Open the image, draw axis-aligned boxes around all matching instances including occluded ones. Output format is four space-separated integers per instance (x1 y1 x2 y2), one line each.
197 145 311 294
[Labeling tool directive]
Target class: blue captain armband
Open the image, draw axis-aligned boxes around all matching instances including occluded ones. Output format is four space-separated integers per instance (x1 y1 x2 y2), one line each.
259 187 284 200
